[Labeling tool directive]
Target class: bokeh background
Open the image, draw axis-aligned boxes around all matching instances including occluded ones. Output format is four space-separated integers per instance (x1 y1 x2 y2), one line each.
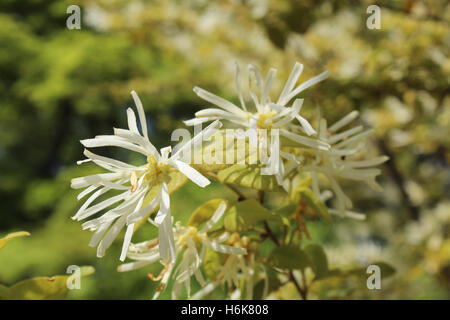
0 0 449 299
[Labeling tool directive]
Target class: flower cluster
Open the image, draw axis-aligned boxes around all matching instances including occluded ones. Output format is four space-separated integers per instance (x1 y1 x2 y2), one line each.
71 61 387 299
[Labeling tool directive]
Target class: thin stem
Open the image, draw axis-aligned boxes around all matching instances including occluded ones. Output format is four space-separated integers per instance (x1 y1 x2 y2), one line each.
263 221 279 246
289 271 307 300
262 210 308 300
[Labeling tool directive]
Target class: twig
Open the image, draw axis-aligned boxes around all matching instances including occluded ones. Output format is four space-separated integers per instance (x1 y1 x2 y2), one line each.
263 221 279 246
377 139 420 220
263 213 308 300
289 271 308 300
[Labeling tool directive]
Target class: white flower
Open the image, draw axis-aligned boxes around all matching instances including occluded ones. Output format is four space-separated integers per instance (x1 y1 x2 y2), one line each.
185 62 328 135
117 201 247 299
185 62 330 184
71 90 221 262
285 111 388 217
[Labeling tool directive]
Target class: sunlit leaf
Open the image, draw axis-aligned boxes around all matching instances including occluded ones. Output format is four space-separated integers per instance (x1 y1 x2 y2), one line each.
203 248 223 280
224 199 278 232
0 266 95 300
188 199 227 228
218 164 282 192
0 231 30 250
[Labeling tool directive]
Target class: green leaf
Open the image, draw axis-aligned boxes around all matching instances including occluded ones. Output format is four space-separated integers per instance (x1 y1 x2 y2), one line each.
274 204 297 218
375 262 396 278
203 248 223 280
218 164 282 192
304 244 329 278
347 262 396 279
1 266 95 300
6 276 69 300
320 262 396 282
224 199 278 232
268 245 310 270
0 285 9 299
253 271 281 299
0 231 30 250
188 199 227 228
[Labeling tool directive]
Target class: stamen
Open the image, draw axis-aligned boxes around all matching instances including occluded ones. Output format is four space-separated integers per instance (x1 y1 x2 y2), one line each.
148 261 171 281
130 171 138 193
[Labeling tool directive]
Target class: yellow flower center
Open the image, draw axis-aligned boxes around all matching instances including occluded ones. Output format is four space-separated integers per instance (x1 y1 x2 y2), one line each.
256 111 277 129
178 226 205 246
130 155 173 191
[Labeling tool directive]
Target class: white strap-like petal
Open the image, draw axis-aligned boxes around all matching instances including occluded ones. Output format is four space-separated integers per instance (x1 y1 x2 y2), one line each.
126 107 140 136
329 209 366 220
77 184 99 201
280 129 330 151
235 62 247 111
158 214 176 263
189 282 216 300
200 201 227 233
183 117 217 126
281 70 329 105
84 149 137 170
97 214 127 258
75 191 128 221
127 190 161 225
170 120 222 160
195 108 248 126
341 156 389 168
81 135 149 156
117 259 158 272
131 90 148 139
261 68 277 104
120 223 135 261
193 86 246 117
277 62 303 105
119 192 146 261
334 129 373 148
328 111 359 132
169 159 210 188
295 115 317 136
204 239 246 256
72 186 111 219
328 126 363 144
155 183 170 226
71 171 128 189
113 128 159 159
88 220 113 248
272 98 303 127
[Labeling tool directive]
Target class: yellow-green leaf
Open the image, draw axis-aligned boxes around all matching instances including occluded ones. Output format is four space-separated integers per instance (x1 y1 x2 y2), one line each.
1 265 95 300
203 248 223 280
224 199 278 232
188 199 228 227
0 231 30 250
218 164 282 192
6 276 69 300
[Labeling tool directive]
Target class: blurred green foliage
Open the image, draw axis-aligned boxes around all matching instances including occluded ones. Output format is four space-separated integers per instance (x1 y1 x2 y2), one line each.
0 0 448 299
